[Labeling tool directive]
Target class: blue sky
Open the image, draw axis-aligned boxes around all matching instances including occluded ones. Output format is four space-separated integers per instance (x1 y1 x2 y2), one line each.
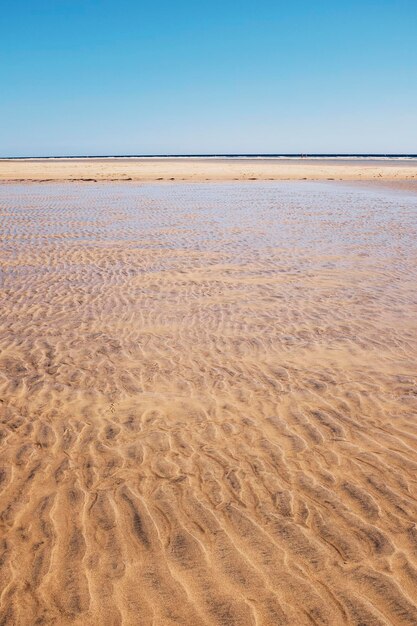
1 0 416 156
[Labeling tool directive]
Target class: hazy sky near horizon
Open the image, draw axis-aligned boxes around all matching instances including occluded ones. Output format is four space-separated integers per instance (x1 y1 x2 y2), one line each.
1 0 416 156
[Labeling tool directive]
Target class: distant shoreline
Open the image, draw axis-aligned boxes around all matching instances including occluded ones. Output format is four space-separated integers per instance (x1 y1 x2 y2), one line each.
1 154 417 161
1 156 417 187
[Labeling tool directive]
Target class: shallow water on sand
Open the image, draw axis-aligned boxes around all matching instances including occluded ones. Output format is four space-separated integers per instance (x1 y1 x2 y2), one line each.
0 182 417 625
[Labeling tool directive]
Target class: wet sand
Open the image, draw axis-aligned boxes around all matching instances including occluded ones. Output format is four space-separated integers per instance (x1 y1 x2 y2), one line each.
1 156 417 184
0 181 417 625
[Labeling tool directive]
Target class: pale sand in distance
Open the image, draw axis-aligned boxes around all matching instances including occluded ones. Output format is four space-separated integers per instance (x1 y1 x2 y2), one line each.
0 176 417 625
1 156 417 186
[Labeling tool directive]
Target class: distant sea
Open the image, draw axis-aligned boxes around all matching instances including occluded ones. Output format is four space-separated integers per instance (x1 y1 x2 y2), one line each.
4 154 417 160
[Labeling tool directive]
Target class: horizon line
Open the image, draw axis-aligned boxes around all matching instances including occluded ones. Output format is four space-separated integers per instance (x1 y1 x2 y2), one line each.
1 153 417 160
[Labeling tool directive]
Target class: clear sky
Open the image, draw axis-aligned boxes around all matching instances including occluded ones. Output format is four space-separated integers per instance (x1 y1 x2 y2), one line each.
1 0 416 156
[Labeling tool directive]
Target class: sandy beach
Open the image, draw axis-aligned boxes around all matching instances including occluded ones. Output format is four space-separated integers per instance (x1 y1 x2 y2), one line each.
1 157 417 186
1 180 417 625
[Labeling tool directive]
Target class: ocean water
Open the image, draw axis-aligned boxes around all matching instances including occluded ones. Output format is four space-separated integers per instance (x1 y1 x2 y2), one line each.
3 153 417 160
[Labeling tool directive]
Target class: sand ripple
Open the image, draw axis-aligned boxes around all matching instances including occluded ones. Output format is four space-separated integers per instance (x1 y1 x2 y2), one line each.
0 182 416 625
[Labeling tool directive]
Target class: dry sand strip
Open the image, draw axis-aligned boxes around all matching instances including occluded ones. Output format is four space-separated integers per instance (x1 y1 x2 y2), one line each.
0 181 417 625
1 156 417 184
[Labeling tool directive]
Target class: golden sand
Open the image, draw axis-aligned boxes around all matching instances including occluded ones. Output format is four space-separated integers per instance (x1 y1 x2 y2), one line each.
1 156 417 184
0 181 417 625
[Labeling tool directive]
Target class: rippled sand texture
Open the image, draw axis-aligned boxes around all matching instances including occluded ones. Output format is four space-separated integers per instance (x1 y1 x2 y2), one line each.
1 182 417 626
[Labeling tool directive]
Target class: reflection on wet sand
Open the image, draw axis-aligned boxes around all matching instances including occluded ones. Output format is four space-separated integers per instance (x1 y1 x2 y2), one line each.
0 182 416 625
